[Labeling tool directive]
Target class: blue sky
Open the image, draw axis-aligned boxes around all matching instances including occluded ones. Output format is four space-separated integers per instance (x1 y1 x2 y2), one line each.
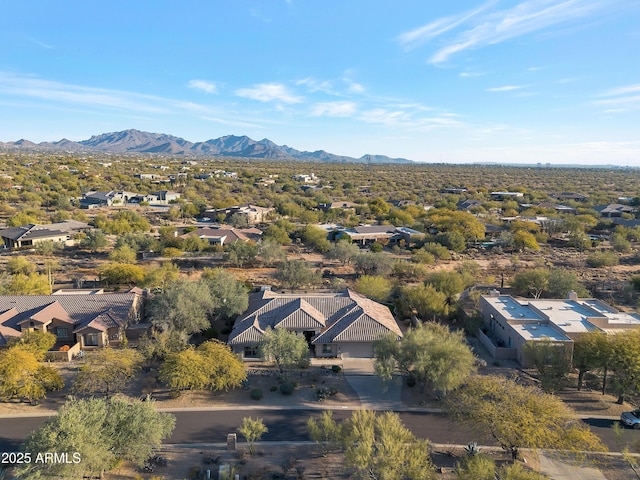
1 0 639 165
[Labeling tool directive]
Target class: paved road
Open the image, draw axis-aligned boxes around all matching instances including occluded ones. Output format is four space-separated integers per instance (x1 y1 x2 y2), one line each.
0 410 637 453
0 409 480 452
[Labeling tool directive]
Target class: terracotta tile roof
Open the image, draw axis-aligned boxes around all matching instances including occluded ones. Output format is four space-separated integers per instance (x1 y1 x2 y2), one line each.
228 289 401 346
17 301 74 325
73 310 124 333
0 293 138 332
0 322 20 346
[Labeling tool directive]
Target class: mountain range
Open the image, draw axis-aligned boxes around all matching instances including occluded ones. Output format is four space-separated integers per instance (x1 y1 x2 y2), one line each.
0 129 413 164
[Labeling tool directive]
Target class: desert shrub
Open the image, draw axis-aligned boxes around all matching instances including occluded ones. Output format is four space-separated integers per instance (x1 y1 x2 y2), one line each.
331 365 342 373
250 388 263 400
586 251 619 267
315 387 338 401
269 385 278 392
280 382 295 395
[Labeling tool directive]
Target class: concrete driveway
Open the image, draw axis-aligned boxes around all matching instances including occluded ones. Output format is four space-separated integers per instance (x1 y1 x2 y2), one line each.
538 452 608 480
342 358 403 410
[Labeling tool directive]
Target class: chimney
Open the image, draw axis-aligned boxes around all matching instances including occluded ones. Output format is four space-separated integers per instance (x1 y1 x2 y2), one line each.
488 289 501 298
566 290 578 301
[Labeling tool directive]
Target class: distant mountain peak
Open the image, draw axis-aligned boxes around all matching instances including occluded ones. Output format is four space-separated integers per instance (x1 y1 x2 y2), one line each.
2 129 414 164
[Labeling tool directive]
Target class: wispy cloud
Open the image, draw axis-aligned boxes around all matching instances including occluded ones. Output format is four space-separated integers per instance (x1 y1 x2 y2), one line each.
187 79 218 94
593 83 640 110
311 101 357 117
236 83 303 104
27 37 54 50
459 71 485 77
360 108 464 130
0 71 169 113
600 83 640 97
397 1 495 50
487 85 525 92
399 0 616 64
296 77 335 94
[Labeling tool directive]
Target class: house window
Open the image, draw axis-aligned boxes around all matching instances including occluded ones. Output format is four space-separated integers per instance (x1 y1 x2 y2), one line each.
244 346 258 358
85 333 99 347
56 327 69 339
322 344 332 354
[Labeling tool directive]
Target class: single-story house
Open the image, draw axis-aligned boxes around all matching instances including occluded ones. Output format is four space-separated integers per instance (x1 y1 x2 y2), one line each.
593 204 637 218
228 289 403 359
204 204 274 225
181 226 262 246
551 192 589 202
479 290 640 367
79 190 140 208
0 291 142 353
334 225 425 246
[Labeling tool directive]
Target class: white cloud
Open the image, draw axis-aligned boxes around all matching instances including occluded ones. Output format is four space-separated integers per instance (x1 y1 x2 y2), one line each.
235 83 303 104
348 82 365 94
400 0 616 64
459 71 485 77
360 108 464 130
187 79 218 94
487 85 525 92
0 71 169 113
593 83 640 109
296 77 335 94
397 1 495 50
311 101 357 117
600 83 640 97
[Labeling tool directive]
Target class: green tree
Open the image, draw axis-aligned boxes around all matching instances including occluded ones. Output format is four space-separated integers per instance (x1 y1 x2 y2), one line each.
513 230 540 251
300 225 331 253
374 323 476 397
0 273 51 295
160 340 246 393
17 397 175 478
100 263 145 285
425 270 470 308
573 332 610 391
547 269 588 298
7 330 56 360
609 330 640 404
238 416 268 455
523 340 572 393
146 279 216 338
109 245 137 263
225 240 258 267
353 275 393 302
201 268 249 320
80 229 108 252
399 284 448 320
307 410 342 457
73 348 142 396
7 256 35 275
275 259 320 289
427 209 485 242
143 262 180 290
263 224 292 245
447 375 606 460
257 238 286 265
259 327 309 377
512 269 550 299
342 410 435 480
0 346 63 403
7 210 38 227
354 252 393 276
327 240 360 265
